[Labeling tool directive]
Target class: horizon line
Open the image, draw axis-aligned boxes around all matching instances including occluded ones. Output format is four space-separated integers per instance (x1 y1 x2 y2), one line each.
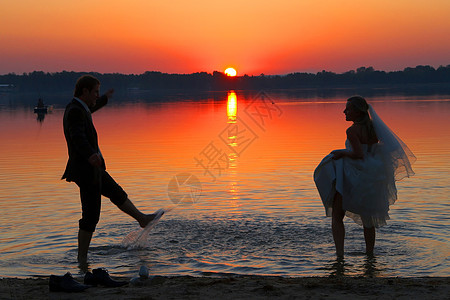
1 64 449 77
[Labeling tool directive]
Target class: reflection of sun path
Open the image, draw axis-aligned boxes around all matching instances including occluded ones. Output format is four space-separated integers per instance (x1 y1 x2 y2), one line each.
227 91 237 123
226 91 239 202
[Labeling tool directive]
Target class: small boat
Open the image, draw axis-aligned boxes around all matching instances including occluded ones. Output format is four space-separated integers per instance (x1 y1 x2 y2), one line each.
34 98 53 113
34 106 48 113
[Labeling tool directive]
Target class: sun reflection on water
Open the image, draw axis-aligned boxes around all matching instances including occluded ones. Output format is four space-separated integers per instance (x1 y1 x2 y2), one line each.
227 91 237 123
226 91 240 202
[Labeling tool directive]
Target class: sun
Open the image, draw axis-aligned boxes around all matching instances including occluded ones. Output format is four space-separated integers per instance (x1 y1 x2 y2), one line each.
224 67 237 77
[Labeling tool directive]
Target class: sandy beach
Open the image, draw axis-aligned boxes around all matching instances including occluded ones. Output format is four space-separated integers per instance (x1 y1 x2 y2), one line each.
1 275 448 299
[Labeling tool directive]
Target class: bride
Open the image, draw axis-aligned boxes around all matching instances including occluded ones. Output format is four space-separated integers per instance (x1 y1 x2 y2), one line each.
314 96 415 257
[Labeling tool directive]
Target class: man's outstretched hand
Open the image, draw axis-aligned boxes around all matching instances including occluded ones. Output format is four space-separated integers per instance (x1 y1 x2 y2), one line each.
105 89 114 99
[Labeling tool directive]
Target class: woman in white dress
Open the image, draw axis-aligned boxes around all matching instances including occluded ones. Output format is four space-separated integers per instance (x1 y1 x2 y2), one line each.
314 96 415 257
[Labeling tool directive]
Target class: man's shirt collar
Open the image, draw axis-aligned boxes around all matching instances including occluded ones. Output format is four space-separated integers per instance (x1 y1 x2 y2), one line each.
74 97 90 113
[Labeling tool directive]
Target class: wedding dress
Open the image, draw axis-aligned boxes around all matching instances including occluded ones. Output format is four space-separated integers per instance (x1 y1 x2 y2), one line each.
314 105 415 228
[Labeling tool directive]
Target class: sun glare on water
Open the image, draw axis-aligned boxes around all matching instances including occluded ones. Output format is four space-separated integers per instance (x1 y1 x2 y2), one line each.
224 67 237 77
227 91 237 121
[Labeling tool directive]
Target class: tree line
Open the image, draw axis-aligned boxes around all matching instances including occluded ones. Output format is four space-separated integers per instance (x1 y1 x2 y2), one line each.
1 65 449 93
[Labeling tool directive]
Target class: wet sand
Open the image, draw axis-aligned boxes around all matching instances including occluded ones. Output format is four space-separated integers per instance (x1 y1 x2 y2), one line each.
1 275 448 299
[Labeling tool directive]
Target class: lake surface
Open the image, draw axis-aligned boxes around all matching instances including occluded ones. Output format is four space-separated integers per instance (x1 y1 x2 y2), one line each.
0 90 449 278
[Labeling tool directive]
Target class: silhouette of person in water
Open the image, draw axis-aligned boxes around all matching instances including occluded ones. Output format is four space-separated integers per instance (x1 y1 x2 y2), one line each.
314 96 415 258
37 98 44 108
62 75 162 265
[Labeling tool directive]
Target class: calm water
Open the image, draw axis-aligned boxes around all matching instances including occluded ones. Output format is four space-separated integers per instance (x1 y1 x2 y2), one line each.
0 91 449 278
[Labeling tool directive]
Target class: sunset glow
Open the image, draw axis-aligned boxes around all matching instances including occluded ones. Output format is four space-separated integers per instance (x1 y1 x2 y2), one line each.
224 68 237 77
1 1 449 75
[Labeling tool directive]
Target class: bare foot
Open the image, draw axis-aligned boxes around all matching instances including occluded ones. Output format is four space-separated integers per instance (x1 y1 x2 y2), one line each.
139 209 164 228
77 255 89 273
366 250 374 258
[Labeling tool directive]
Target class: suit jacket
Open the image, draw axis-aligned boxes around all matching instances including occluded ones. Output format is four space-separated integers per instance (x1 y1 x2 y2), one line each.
62 95 108 183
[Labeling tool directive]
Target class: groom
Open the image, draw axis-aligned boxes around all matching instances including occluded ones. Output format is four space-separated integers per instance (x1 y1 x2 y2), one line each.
62 75 161 264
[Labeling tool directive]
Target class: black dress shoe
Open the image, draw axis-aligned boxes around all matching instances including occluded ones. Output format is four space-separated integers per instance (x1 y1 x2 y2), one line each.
84 268 128 287
49 272 90 292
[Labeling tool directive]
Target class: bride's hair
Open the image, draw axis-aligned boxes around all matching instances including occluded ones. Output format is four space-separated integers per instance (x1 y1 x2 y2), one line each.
347 96 377 141
347 96 368 112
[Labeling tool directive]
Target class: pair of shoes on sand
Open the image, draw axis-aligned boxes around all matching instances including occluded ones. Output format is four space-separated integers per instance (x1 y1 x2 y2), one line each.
84 268 128 288
49 268 127 292
49 272 90 293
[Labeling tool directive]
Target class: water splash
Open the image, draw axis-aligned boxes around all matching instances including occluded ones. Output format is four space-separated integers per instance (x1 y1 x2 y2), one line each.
121 209 165 249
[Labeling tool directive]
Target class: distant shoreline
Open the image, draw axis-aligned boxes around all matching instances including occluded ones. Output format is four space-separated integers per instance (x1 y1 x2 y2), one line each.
1 275 448 299
1 65 449 94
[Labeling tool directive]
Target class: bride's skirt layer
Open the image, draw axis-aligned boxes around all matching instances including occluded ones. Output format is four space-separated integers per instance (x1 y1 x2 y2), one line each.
314 147 397 228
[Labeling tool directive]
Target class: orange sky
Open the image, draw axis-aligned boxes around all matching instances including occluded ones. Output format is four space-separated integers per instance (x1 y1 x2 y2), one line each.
1 0 449 75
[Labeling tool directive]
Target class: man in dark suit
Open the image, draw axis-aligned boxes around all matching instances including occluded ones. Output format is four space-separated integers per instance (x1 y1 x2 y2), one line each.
62 75 161 264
